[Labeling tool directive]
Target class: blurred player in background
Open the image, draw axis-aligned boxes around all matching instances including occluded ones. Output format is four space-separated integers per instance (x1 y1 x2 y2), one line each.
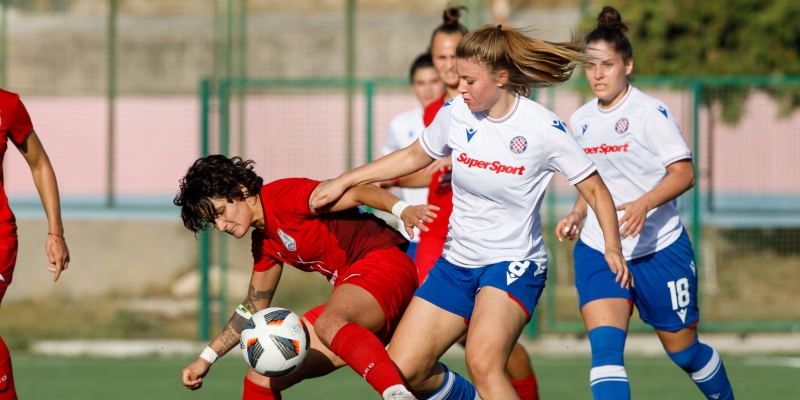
556 7 734 400
311 25 630 399
0 89 70 400
177 155 438 400
388 7 541 399
380 52 444 260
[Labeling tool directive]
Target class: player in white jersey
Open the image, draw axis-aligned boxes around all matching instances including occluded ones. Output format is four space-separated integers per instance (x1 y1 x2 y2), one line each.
381 53 444 258
312 25 630 400
555 7 734 400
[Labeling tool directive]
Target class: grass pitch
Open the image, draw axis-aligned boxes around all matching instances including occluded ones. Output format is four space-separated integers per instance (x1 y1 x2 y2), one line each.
10 353 798 399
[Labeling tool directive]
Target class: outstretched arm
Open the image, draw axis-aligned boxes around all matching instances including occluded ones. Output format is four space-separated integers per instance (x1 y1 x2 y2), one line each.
310 140 435 210
15 131 69 281
310 183 439 239
574 172 631 288
182 265 283 390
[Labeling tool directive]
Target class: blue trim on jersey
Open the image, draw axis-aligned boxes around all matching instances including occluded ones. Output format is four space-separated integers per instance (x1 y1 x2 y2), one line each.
415 257 547 321
574 229 699 331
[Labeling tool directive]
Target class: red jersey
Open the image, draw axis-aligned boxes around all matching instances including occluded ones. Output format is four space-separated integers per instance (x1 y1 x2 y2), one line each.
0 90 34 236
251 178 407 284
420 93 453 240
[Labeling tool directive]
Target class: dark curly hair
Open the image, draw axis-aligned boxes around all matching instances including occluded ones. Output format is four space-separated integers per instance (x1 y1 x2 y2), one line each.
174 155 264 233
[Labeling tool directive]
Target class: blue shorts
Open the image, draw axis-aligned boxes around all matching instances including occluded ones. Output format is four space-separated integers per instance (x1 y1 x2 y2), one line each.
415 257 547 322
574 229 699 332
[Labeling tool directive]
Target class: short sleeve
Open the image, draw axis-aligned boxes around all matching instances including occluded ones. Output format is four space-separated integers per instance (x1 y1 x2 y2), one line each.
419 100 453 160
9 99 33 144
644 104 692 167
545 120 597 185
251 229 281 272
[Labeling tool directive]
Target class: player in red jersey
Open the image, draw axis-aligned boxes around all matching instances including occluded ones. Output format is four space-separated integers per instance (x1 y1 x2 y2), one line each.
0 89 70 400
386 7 541 399
177 155 438 400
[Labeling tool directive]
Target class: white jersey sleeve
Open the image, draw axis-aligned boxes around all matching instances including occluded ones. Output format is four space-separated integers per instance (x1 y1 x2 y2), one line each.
419 99 455 160
644 103 692 166
545 120 597 185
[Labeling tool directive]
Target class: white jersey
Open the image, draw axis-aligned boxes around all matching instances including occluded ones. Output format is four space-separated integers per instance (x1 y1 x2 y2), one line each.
382 106 428 242
570 86 692 260
420 94 596 268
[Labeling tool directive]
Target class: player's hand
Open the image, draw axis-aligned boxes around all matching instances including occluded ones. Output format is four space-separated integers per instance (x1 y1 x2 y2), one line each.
400 204 440 239
555 212 583 242
182 358 211 390
421 157 452 175
617 198 649 239
309 179 347 211
45 234 70 282
604 248 633 289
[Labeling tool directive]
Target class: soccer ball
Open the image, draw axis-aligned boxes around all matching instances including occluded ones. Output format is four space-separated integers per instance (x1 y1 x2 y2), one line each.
240 307 310 377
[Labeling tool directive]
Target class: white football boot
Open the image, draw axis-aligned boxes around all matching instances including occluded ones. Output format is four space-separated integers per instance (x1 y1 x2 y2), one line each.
382 384 416 400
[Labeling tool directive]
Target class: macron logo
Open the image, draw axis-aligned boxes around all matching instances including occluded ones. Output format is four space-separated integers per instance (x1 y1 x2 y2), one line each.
552 120 567 133
677 308 687 323
657 106 668 118
466 128 477 142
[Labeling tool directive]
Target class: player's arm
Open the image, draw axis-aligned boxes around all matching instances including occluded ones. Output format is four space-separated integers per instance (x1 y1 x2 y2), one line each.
15 130 69 281
310 183 439 239
310 140 436 209
617 160 694 238
575 172 631 288
556 193 589 242
181 265 283 390
377 169 433 189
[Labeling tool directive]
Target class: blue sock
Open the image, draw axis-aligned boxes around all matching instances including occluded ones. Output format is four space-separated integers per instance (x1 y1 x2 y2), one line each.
588 326 630 400
667 339 734 400
423 363 479 400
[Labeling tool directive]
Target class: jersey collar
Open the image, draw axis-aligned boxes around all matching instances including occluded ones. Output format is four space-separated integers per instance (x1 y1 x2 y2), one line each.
483 93 520 123
597 85 633 114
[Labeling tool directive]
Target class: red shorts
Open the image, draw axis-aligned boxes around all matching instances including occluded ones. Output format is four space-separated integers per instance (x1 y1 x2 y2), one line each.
0 236 18 304
414 235 446 284
303 246 418 344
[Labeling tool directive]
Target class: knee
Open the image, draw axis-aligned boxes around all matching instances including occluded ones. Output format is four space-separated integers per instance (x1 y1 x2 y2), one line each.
391 351 434 390
464 347 506 388
312 313 347 348
666 339 710 372
588 326 627 366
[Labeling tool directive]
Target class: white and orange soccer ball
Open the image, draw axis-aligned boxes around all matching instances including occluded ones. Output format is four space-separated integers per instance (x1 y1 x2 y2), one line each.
240 307 310 377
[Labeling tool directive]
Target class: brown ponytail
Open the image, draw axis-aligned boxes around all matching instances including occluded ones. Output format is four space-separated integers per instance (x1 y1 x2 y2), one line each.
429 5 469 49
455 25 587 97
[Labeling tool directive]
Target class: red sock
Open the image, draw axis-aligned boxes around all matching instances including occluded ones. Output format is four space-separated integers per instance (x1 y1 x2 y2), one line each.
0 336 17 400
329 322 405 396
243 376 281 400
509 372 539 400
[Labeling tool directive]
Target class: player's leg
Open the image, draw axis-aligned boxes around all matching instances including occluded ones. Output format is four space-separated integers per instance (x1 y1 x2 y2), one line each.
0 237 18 400
506 343 539 400
314 246 418 399
244 309 346 399
391 258 481 399
465 259 547 399
574 240 632 400
637 231 733 400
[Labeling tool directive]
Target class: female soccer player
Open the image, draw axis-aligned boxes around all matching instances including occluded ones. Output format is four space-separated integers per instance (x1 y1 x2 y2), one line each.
177 155 438 400
380 52 444 260
0 89 70 400
555 7 734 400
311 25 631 399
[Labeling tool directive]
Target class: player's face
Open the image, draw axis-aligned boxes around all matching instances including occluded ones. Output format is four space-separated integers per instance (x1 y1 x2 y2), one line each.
411 67 445 106
431 32 463 89
209 197 254 239
585 41 633 107
456 58 503 112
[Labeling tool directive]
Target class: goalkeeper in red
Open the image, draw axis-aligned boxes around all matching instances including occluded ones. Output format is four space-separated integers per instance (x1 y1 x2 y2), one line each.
177 155 437 400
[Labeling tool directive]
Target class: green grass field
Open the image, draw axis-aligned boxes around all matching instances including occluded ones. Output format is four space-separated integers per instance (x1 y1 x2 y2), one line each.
10 353 799 399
